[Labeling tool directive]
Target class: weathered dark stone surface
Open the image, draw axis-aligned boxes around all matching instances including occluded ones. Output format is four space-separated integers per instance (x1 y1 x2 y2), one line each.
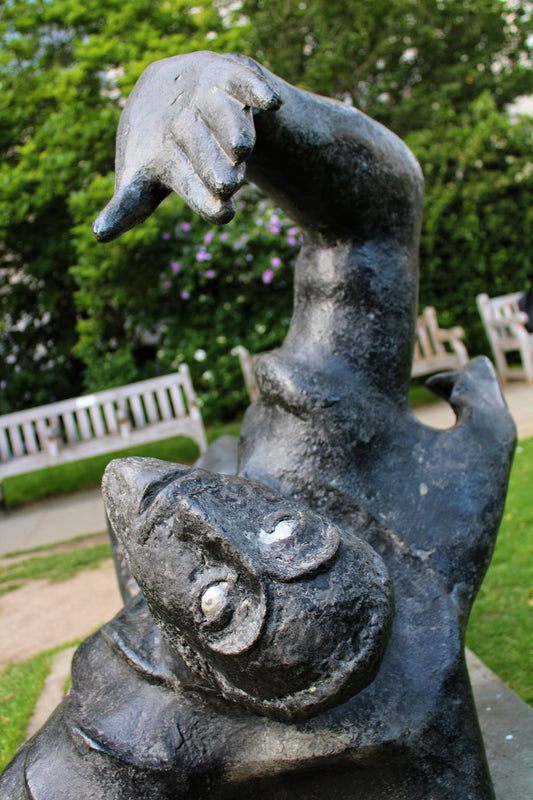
0 457 496 800
195 433 239 475
0 51 517 799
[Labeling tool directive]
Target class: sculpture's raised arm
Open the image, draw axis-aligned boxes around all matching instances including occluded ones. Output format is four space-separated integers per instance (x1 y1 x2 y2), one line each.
92 50 515 609
94 51 425 402
247 67 424 246
92 51 423 248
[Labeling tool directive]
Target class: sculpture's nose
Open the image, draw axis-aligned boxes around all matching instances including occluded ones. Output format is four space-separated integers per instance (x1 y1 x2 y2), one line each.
102 456 193 539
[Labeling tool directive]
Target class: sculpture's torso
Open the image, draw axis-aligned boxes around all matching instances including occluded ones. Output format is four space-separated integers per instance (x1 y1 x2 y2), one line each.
6 526 492 800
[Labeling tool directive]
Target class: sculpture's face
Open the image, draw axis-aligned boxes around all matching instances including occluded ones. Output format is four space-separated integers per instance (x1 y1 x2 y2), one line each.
103 457 394 721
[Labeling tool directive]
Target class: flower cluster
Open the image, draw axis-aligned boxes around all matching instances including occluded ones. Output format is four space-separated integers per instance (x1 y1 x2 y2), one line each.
157 188 302 302
149 186 301 420
71 182 302 425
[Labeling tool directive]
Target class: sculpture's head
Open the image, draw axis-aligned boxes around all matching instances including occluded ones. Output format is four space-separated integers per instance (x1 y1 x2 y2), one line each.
103 457 393 722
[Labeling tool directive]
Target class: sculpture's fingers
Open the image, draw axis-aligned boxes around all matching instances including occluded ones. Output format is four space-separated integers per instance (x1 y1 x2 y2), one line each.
200 91 257 164
162 147 236 224
176 115 247 198
220 56 282 112
92 175 170 242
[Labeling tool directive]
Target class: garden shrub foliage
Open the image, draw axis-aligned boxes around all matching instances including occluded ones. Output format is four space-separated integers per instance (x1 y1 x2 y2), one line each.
70 184 299 421
1 0 532 421
411 93 533 355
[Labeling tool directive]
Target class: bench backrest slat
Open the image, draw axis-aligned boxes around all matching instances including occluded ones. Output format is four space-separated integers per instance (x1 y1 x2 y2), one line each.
169 385 186 418
129 394 147 428
416 323 434 360
103 402 119 435
75 408 93 441
142 392 160 424
178 364 196 405
8 425 25 457
63 412 79 444
426 307 445 355
34 419 50 451
415 306 449 361
21 422 39 455
156 388 174 421
0 428 11 461
89 405 107 438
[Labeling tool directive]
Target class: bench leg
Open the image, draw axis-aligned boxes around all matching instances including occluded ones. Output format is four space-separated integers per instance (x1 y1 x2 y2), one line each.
518 337 533 382
522 355 533 383
490 347 509 384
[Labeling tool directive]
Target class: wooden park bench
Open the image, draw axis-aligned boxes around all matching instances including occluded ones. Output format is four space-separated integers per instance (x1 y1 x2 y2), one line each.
412 305 469 377
236 306 469 401
0 365 207 489
476 291 533 383
234 345 260 403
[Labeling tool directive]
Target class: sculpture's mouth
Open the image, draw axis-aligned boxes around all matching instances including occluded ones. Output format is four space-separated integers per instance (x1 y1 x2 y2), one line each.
175 609 393 724
166 634 379 723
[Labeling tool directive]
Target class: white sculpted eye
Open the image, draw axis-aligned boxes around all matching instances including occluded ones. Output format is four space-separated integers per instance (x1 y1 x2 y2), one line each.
259 518 296 544
201 581 231 620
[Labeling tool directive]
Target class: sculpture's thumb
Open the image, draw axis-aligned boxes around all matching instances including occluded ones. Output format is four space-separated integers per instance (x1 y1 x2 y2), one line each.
92 175 170 242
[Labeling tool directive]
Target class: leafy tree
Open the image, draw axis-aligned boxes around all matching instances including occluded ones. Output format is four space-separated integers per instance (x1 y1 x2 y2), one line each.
240 0 532 136
0 0 247 414
1 0 531 422
411 94 533 354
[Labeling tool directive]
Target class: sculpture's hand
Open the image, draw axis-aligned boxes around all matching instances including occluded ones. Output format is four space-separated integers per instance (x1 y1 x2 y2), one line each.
92 53 281 242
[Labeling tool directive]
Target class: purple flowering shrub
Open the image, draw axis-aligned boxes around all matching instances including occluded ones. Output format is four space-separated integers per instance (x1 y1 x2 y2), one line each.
70 182 301 422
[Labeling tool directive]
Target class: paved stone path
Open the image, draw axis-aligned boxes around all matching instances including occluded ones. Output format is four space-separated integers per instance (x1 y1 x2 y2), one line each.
0 561 121 669
0 487 107 556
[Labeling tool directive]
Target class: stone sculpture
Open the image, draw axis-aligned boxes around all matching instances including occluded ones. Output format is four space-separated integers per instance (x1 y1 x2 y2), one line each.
0 51 516 799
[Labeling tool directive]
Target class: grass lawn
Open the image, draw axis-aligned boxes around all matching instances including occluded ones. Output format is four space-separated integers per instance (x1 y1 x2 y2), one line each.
0 536 112 597
0 647 66 771
466 436 533 705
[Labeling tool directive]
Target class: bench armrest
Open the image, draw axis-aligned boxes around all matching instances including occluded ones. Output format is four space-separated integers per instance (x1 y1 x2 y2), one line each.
436 325 465 343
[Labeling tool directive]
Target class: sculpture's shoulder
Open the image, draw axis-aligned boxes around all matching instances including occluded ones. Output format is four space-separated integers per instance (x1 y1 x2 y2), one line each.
6 708 193 800
0 599 202 800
